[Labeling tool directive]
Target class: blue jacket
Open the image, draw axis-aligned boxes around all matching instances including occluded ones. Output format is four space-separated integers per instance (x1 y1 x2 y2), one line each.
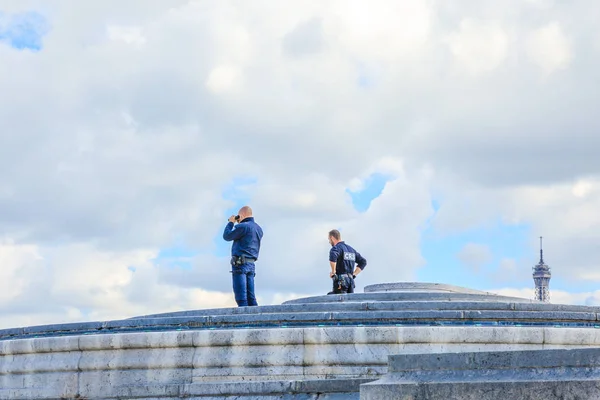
329 241 367 275
223 217 263 261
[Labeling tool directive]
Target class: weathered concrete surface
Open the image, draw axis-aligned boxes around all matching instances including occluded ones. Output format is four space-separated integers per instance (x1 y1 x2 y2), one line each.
2 327 600 399
282 291 533 305
3 282 600 342
361 348 600 399
364 282 493 294
1 282 600 399
361 380 600 400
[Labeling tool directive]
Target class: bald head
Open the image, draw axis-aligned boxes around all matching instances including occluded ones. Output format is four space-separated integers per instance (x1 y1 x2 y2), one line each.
238 206 253 219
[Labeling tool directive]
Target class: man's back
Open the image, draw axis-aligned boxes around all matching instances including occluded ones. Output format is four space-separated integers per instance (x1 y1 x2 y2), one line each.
330 241 366 275
223 217 263 260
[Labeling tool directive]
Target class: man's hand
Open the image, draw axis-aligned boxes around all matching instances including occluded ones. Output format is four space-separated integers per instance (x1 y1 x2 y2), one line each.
228 215 237 223
329 271 335 278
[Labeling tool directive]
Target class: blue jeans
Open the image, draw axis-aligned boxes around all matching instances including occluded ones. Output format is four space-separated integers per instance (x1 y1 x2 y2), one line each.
231 266 257 307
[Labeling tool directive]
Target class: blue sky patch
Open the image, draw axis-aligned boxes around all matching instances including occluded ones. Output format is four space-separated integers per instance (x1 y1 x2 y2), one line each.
0 11 50 51
347 173 392 212
214 176 258 257
418 219 533 290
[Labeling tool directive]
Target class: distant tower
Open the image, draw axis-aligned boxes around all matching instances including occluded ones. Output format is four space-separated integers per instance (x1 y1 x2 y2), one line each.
532 236 551 302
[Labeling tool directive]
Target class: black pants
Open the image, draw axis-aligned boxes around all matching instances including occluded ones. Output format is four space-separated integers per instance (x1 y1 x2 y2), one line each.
329 274 354 294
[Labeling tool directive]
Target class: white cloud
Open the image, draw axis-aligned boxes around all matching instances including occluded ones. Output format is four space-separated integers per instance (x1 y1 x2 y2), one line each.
107 26 146 46
445 18 509 75
0 240 44 303
328 0 432 61
0 0 598 329
0 242 238 329
526 22 572 76
205 65 242 93
491 287 600 307
572 179 593 198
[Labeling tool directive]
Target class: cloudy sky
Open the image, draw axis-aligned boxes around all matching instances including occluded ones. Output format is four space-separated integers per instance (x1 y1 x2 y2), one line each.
0 0 599 329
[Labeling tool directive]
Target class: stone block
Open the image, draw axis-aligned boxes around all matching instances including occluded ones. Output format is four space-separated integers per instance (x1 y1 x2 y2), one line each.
364 282 491 295
79 330 194 350
0 336 79 356
543 327 600 346
184 378 370 397
78 371 189 398
184 380 296 396
463 310 597 321
0 372 78 397
360 348 600 399
209 312 333 325
365 301 511 311
0 327 24 339
192 365 306 382
22 321 103 336
78 347 194 370
395 326 544 345
331 310 465 322
303 343 398 366
0 388 74 400
361 380 600 400
82 383 184 399
303 326 399 345
0 351 79 374
192 327 304 347
194 343 304 368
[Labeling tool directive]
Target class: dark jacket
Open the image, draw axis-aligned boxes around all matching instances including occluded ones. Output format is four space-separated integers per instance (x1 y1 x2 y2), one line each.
329 241 367 275
223 217 263 261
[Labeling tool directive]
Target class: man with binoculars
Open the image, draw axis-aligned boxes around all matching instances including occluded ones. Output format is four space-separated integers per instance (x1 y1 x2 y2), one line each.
223 206 263 307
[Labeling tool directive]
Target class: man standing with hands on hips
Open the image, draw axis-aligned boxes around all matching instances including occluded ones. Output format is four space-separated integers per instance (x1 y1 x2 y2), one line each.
223 206 263 307
327 229 367 294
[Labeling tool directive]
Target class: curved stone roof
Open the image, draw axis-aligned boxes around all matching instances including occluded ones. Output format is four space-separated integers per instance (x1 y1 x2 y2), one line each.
1 282 599 341
363 282 497 294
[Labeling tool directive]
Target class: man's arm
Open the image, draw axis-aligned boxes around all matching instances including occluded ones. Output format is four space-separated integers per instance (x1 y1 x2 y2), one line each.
329 261 336 277
223 222 245 241
353 252 367 277
329 247 339 277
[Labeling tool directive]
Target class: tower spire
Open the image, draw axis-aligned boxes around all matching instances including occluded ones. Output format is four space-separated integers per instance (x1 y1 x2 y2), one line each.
533 236 551 303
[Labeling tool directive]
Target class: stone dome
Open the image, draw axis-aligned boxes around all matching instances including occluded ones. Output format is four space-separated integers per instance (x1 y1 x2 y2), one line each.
1 282 599 399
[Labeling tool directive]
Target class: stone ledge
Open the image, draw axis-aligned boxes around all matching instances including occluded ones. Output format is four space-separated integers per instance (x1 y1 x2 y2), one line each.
282 291 533 305
4 309 600 342
134 300 600 320
3 326 600 356
364 282 493 295
361 348 600 399
184 378 374 396
360 380 600 400
6 282 600 342
389 347 600 372
0 379 372 399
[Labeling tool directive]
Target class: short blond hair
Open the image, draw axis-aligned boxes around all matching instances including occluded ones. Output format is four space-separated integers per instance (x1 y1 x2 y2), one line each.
328 229 341 240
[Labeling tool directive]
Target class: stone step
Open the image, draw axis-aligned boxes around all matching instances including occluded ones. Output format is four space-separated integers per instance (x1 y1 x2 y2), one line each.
363 282 494 295
184 378 371 398
282 291 537 305
360 348 600 399
0 379 369 400
389 347 600 372
135 300 600 319
2 307 599 341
